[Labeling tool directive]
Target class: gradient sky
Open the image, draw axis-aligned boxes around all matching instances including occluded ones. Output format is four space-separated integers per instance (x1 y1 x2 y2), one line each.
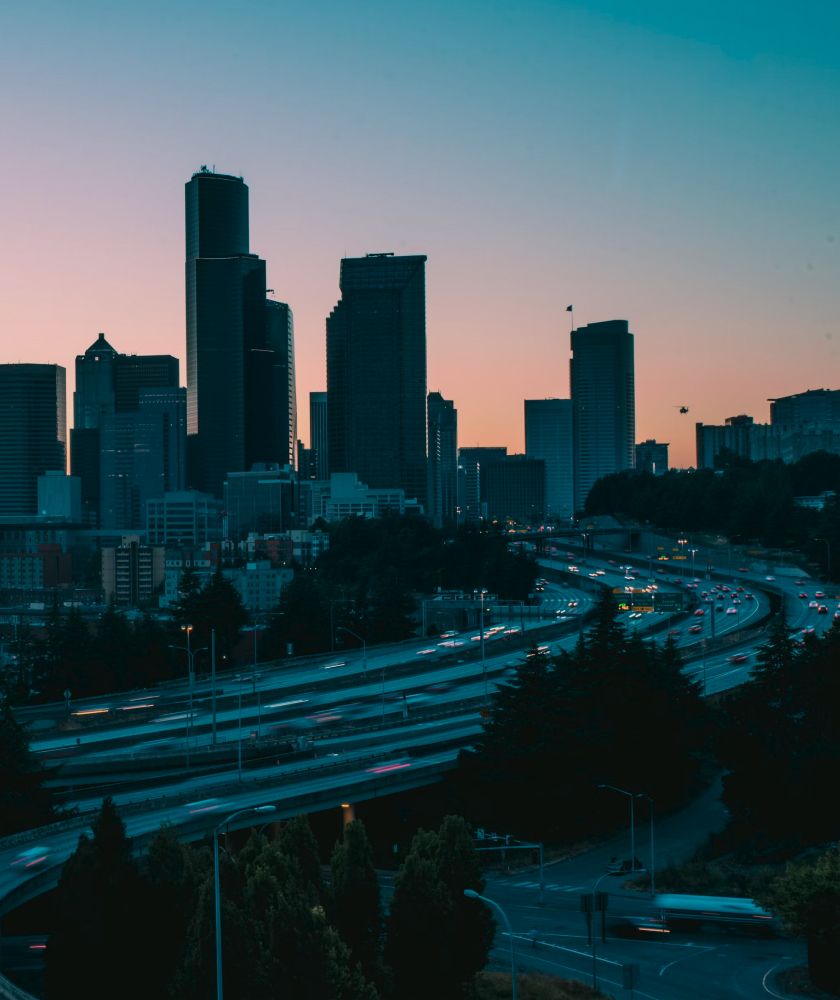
1 0 838 467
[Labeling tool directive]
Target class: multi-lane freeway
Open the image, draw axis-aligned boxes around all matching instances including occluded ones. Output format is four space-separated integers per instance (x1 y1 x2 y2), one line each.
1 549 834 999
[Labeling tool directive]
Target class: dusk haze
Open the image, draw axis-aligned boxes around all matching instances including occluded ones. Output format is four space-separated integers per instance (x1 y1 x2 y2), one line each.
1 1 838 466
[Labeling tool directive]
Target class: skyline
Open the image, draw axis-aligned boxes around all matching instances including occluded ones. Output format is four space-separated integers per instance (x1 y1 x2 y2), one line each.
1 1 839 466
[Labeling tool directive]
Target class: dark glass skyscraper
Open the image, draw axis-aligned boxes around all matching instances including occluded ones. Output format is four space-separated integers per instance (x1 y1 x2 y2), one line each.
309 391 328 480
570 319 635 511
0 364 66 516
70 332 180 525
327 253 427 505
427 392 457 529
185 168 293 495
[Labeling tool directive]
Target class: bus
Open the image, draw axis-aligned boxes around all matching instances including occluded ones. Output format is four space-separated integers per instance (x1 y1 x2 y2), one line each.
654 894 775 931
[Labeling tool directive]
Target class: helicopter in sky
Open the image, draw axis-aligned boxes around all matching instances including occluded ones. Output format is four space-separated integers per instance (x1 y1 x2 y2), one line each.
674 405 690 414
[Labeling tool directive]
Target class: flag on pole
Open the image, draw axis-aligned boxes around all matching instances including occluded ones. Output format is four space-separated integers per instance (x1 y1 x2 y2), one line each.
566 304 573 312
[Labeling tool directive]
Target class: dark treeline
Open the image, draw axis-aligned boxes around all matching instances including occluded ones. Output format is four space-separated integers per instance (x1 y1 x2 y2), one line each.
44 803 493 1000
0 705 58 835
585 450 840 577
456 589 709 843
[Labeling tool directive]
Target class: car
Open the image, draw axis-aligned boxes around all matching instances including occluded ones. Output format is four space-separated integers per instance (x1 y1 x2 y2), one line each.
799 593 809 599
732 598 741 605
818 606 828 615
736 586 745 592
766 575 776 581
729 654 748 664
834 611 840 621
744 592 754 600
815 591 825 599
809 601 819 609
10 847 51 870
738 566 750 572
802 626 816 636
606 857 645 876
726 607 737 615
688 624 702 634
667 628 681 636
693 608 705 617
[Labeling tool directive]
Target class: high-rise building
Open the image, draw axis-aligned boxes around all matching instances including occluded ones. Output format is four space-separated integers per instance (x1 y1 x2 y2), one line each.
99 388 187 529
457 446 508 524
326 253 427 505
70 333 180 525
427 392 458 530
635 439 669 476
309 391 329 480
0 364 66 517
185 168 292 495
483 455 546 525
264 299 297 468
524 399 573 522
570 320 635 511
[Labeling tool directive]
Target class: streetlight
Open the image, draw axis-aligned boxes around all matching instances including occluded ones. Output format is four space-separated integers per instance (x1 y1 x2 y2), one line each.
813 537 832 580
689 548 698 581
169 625 202 768
677 538 688 577
242 624 267 739
337 624 376 718
636 793 656 895
214 805 276 1000
597 783 637 872
463 890 517 1000
475 589 488 702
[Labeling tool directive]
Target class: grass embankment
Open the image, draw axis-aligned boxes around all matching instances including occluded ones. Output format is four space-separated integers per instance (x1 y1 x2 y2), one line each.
476 971 607 999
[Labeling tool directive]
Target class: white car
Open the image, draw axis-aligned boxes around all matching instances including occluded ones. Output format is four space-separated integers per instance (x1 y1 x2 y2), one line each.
725 607 737 615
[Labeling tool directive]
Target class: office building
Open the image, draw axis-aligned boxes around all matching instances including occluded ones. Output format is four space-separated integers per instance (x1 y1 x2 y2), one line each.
483 455 546 525
99 388 187 530
309 391 329 480
0 364 66 517
770 389 840 427
570 320 635 511
71 333 180 525
298 473 421 524
224 465 296 539
635 440 669 476
37 471 82 521
326 253 427 505
146 490 224 546
101 537 165 607
263 299 297 468
524 399 573 522
457 446 507 523
427 393 458 530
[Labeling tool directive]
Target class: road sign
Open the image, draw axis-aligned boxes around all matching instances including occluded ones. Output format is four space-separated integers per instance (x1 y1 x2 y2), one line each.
654 593 683 612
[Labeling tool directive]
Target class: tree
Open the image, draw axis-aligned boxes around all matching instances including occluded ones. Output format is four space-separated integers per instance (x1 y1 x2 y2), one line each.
0 704 57 835
45 798 147 1000
331 820 382 981
762 848 840 994
385 819 492 1000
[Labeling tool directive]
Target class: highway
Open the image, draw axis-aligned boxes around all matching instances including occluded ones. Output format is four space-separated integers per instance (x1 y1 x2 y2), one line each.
1 550 833 998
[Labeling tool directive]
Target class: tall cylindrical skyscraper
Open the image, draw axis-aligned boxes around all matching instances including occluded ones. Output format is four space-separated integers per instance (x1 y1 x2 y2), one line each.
570 320 635 512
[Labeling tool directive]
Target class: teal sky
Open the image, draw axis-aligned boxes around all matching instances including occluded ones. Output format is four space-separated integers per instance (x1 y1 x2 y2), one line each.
1 0 838 466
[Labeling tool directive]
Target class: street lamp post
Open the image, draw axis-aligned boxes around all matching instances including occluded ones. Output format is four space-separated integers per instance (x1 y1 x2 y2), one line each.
243 624 266 739
337 624 374 715
214 805 276 1000
636 793 656 895
463 890 517 1000
477 589 488 702
597 783 636 872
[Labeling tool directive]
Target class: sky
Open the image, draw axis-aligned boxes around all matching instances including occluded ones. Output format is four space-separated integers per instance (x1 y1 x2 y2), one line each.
1 0 838 467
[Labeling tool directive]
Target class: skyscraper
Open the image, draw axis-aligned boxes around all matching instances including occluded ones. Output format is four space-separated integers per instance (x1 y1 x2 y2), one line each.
70 332 180 525
0 364 66 517
309 391 328 480
326 253 427 505
427 392 458 530
570 319 635 511
263 299 297 469
185 168 293 494
457 446 508 523
524 399 573 522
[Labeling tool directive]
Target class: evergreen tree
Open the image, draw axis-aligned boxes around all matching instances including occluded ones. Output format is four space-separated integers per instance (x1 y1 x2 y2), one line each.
0 704 56 835
331 820 382 981
45 798 147 1000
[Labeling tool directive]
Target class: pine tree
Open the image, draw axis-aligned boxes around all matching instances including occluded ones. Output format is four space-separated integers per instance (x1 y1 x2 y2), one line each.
331 820 382 981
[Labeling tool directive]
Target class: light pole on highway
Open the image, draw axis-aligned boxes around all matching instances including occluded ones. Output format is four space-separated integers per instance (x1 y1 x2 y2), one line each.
597 783 637 872
689 548 698 580
337 624 376 716
635 793 656 895
242 624 267 739
214 805 276 1000
463 890 517 1000
169 625 201 768
813 537 832 580
476 589 489 702
677 537 688 577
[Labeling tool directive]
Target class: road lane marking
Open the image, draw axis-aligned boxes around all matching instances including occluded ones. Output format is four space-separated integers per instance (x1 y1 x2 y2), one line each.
658 944 716 975
761 958 792 998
